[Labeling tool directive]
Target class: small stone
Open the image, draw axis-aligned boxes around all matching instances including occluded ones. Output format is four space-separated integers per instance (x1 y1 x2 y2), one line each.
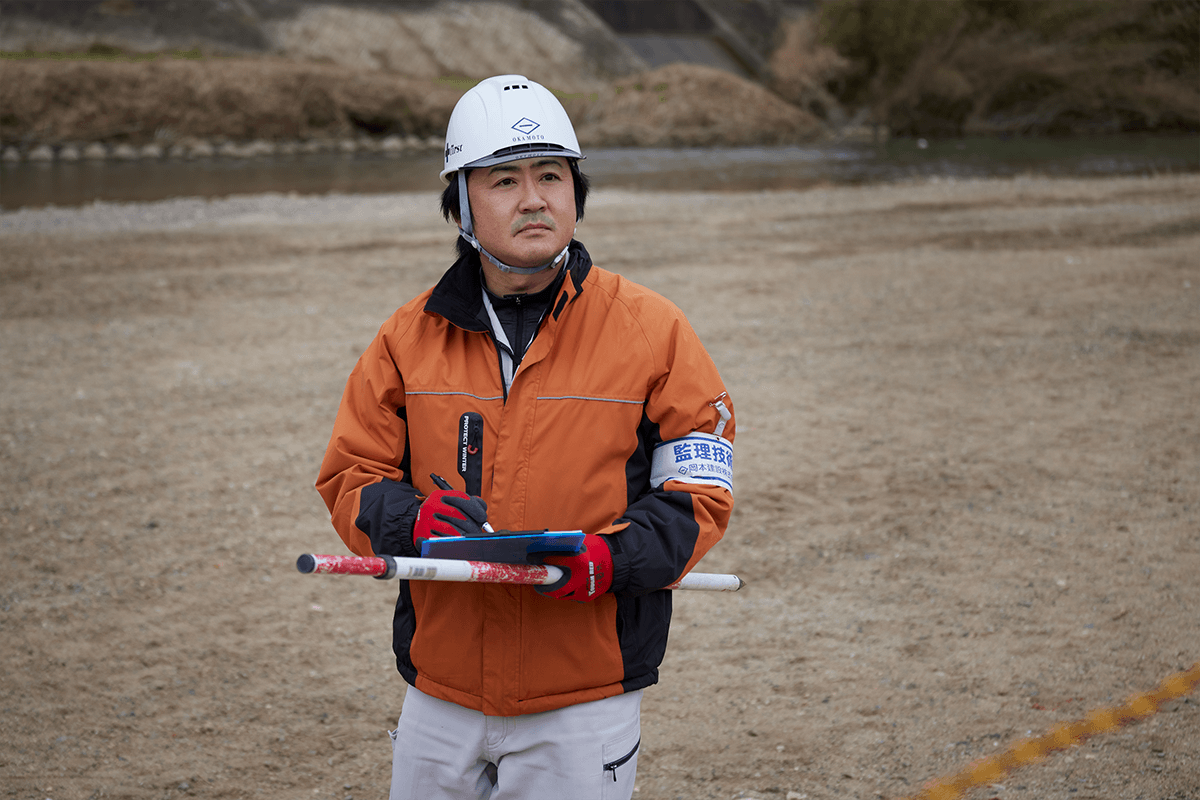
140 143 164 159
188 141 215 158
1 146 20 161
111 143 139 160
59 144 81 161
28 144 55 161
82 142 109 160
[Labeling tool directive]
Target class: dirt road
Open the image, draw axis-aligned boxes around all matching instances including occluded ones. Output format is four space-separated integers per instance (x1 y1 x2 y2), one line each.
2 173 1198 800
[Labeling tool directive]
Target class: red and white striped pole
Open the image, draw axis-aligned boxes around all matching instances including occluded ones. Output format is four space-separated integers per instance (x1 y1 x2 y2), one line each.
296 554 745 592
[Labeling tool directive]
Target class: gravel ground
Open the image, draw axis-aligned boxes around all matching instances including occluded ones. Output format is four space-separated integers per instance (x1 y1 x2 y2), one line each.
0 192 431 234
2 175 1198 800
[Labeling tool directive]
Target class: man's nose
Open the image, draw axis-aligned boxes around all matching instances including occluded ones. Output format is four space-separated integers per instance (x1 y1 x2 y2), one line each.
518 180 548 212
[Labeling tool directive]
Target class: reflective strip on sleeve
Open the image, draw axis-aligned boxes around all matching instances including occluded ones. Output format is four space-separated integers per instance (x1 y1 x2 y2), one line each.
650 432 734 493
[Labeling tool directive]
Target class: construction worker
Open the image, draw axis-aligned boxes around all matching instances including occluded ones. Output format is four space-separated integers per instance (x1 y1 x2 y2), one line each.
316 74 735 799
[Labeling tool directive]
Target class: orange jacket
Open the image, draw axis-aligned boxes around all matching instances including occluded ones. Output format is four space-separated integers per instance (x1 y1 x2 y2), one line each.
316 243 734 716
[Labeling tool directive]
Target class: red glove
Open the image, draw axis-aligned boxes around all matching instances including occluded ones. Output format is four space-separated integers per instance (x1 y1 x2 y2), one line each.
412 490 489 552
535 534 613 602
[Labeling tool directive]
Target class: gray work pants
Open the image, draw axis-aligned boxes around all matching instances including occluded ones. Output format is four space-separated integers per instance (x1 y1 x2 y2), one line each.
388 685 642 800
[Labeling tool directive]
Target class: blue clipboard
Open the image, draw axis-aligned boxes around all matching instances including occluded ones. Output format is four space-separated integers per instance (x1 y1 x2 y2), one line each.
420 531 585 564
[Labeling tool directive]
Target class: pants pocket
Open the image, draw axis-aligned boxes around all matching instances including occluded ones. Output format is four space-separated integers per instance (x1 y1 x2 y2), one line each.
600 729 640 800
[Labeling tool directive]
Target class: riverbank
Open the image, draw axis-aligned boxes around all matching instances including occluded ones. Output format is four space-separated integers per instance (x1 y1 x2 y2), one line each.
2 173 1198 799
3 0 1195 154
0 57 827 155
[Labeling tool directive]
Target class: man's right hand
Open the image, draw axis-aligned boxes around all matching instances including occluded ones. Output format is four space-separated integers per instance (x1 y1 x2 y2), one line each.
412 490 490 551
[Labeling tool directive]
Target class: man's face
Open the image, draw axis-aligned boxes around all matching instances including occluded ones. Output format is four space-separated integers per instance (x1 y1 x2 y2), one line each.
465 157 576 272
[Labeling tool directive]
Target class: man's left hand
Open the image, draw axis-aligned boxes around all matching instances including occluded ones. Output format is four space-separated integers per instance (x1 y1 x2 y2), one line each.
534 534 613 602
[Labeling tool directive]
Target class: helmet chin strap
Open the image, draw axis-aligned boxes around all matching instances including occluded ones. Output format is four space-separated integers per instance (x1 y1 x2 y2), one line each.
457 170 571 276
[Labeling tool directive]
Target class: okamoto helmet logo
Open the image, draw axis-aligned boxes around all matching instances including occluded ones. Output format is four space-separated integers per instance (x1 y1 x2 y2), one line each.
511 118 540 135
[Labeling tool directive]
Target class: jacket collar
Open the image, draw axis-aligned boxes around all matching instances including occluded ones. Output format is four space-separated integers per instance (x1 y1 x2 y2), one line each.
425 240 593 331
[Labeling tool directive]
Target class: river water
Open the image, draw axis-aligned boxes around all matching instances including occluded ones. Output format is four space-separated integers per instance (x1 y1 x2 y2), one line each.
1 134 1196 210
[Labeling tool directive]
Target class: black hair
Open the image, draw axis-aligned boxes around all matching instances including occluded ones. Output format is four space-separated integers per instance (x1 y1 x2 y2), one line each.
439 159 591 261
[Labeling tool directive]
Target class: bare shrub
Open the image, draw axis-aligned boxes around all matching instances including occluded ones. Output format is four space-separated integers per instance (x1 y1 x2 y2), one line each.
768 13 853 125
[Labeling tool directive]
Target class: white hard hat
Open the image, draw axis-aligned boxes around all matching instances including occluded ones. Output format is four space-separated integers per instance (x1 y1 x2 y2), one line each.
440 74 584 183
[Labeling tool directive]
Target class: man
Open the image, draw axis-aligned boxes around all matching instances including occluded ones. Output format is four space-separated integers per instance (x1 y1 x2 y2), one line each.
316 74 735 800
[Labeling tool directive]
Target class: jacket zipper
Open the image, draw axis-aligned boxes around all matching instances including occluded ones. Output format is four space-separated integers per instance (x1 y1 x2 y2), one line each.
603 738 640 781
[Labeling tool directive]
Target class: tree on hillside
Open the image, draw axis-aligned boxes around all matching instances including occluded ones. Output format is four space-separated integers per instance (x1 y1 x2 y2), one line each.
814 0 1199 136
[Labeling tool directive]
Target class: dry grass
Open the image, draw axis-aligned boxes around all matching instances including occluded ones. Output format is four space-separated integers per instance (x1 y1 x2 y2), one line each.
0 56 462 145
0 57 826 149
570 63 825 148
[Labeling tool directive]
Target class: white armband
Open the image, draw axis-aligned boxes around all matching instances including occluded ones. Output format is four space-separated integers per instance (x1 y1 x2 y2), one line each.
650 432 734 493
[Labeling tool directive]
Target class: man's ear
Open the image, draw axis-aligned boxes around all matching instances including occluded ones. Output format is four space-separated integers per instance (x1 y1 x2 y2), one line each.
440 168 470 227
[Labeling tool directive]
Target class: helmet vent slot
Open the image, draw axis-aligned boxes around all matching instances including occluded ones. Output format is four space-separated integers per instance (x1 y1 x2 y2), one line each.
502 84 531 91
